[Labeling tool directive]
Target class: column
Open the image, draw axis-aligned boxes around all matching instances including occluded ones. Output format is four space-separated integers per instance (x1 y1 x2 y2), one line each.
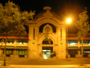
28 26 33 58
57 26 60 58
10 39 17 57
57 26 66 59
53 44 58 58
60 28 62 41
2 39 4 57
35 26 39 40
62 26 66 59
38 44 42 59
78 40 80 48
2 39 4 46
28 25 39 59
35 27 39 58
0 49 3 57
76 40 81 57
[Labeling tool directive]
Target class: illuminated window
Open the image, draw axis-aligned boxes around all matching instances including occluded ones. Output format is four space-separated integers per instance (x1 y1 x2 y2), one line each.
7 39 14 44
80 40 90 44
17 39 28 44
16 50 27 55
68 40 78 45
6 49 13 57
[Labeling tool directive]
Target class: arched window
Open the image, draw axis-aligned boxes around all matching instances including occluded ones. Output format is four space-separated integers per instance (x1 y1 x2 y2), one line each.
39 23 56 33
42 38 53 44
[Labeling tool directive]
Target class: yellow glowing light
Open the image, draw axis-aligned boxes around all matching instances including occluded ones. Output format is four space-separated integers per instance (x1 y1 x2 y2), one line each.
66 18 72 24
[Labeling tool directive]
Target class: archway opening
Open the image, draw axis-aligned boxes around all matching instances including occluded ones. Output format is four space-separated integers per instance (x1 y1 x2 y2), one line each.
42 47 53 59
42 38 55 59
42 38 53 44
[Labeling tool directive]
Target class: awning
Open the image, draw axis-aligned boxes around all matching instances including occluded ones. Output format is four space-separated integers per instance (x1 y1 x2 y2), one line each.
15 46 28 49
0 46 28 49
68 46 79 49
68 46 90 49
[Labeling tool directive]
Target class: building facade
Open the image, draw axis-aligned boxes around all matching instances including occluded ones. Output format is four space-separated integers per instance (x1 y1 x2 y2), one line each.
28 6 66 59
0 6 90 59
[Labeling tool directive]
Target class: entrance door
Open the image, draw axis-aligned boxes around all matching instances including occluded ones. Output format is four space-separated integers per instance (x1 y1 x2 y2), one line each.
42 47 53 59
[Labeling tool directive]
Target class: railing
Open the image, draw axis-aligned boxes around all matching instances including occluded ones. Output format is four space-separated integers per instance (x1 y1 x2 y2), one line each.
0 42 90 47
0 42 28 46
68 44 90 46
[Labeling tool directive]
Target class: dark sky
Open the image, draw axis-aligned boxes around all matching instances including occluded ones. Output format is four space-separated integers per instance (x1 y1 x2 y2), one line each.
0 0 90 19
0 0 90 33
0 0 90 14
0 0 90 21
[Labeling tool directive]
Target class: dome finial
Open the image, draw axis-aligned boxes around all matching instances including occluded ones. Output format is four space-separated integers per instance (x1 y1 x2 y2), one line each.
43 6 51 11
43 6 52 17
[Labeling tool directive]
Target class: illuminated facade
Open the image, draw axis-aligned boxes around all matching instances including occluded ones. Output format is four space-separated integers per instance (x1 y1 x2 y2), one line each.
0 6 90 59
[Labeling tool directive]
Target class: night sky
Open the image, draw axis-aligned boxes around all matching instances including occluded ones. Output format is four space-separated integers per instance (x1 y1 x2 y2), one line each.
0 0 90 33
0 0 90 20
0 0 90 15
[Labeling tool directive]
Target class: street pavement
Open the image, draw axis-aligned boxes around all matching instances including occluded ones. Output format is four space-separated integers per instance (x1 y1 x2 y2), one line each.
1 64 90 68
0 57 90 68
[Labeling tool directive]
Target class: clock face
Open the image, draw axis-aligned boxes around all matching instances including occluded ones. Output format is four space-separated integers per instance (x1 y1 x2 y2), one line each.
45 26 50 32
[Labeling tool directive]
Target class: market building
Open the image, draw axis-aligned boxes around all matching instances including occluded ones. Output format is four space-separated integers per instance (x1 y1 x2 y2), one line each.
0 6 90 59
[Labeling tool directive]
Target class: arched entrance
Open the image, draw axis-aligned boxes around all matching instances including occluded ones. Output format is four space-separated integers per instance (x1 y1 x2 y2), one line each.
42 38 55 59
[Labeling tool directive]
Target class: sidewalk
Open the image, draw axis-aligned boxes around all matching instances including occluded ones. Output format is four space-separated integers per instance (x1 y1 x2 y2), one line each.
0 57 90 68
1 64 90 68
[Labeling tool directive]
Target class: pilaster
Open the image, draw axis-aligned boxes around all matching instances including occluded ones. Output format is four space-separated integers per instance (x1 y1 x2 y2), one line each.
28 25 39 59
57 26 66 59
0 49 3 57
59 26 66 59
76 40 81 57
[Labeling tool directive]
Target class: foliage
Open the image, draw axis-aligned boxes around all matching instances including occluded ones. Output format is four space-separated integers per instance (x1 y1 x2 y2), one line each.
75 7 90 38
0 1 35 66
0 1 35 36
75 7 90 65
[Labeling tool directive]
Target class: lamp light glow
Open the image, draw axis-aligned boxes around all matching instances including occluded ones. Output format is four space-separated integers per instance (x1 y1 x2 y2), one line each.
66 18 72 24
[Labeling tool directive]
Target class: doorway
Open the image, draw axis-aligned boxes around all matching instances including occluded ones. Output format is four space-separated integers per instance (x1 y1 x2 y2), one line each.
42 47 53 59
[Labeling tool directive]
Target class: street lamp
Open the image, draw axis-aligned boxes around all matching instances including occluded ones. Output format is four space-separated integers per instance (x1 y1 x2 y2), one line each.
66 18 72 58
66 18 72 24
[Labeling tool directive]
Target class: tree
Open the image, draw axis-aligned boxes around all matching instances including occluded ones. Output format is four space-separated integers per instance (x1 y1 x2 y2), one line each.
0 1 35 66
75 7 90 65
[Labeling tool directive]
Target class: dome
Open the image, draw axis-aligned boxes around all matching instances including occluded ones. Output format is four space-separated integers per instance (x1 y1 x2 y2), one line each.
35 6 61 20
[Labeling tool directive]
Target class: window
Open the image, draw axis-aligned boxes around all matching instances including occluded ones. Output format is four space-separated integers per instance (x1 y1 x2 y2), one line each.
16 50 28 55
7 39 14 44
0 39 2 44
68 40 78 45
17 39 28 44
42 38 53 44
39 23 56 33
80 40 90 44
6 49 13 57
33 28 35 40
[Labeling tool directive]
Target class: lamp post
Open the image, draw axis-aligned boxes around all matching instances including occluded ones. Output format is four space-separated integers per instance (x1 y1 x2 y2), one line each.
66 18 72 58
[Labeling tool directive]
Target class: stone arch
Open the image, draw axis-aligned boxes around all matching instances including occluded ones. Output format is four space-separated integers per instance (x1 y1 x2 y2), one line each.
42 38 53 44
39 23 56 33
39 34 56 45
36 17 61 27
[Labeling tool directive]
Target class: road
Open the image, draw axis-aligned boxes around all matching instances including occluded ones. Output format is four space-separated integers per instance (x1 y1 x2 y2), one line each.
0 57 90 65
0 57 90 68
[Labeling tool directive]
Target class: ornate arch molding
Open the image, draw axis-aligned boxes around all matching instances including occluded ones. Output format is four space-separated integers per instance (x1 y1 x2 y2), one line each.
36 17 61 27
38 34 57 45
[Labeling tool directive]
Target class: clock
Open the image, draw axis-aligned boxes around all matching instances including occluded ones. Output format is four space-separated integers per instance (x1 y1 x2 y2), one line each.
45 26 50 32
